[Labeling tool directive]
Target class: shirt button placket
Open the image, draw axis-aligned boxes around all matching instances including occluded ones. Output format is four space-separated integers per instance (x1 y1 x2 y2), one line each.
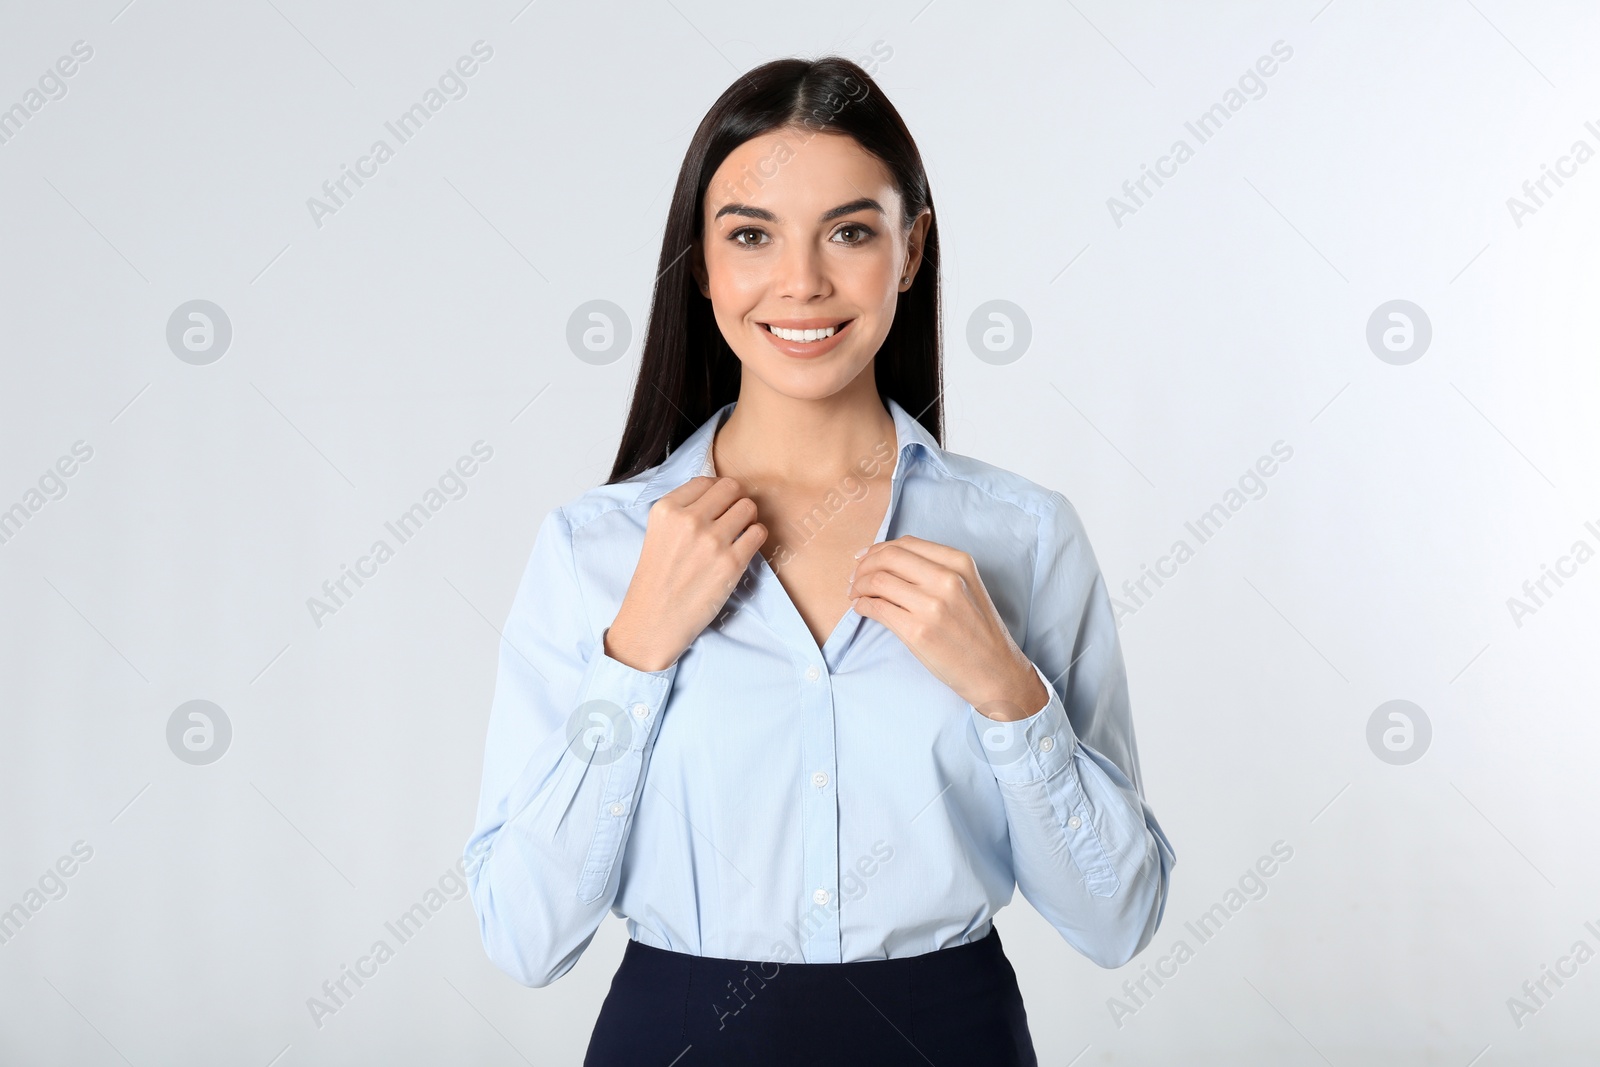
799 658 841 963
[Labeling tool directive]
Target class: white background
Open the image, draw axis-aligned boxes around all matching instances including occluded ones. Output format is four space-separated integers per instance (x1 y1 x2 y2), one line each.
2 1 1597 1063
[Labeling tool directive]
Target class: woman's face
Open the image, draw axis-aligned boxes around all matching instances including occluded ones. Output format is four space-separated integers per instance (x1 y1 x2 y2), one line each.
694 127 931 400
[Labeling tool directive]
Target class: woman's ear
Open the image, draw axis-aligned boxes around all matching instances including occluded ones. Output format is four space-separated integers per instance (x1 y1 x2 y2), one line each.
901 207 933 289
690 245 710 296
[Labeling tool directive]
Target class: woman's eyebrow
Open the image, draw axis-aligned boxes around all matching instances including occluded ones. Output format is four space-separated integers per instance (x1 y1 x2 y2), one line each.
712 197 885 223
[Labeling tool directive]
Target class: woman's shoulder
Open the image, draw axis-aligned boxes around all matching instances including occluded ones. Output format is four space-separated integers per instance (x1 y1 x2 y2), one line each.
927 444 1081 530
546 465 664 536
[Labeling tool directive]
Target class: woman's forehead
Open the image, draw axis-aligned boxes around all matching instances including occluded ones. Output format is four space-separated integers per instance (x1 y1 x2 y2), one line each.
705 131 899 218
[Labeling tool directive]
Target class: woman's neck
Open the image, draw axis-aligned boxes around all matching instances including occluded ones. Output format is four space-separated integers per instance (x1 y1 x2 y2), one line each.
711 382 898 491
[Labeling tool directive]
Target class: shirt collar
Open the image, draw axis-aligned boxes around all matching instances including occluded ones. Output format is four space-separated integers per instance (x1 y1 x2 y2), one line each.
633 396 946 506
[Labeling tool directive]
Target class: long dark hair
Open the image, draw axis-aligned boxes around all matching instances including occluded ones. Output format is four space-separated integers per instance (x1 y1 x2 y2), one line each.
605 55 943 485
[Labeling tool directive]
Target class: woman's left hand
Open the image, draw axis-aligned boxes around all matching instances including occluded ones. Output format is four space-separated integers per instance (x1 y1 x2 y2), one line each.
848 535 1050 722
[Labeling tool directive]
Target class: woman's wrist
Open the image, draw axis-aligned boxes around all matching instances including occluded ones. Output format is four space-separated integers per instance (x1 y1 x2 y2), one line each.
971 656 1050 722
603 619 676 674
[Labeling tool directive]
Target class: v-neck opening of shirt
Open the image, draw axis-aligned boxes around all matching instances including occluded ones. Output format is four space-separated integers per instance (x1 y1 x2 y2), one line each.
748 552 856 665
751 450 908 669
706 405 909 670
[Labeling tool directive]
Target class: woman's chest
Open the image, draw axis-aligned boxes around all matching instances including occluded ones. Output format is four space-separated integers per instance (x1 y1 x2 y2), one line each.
757 481 891 649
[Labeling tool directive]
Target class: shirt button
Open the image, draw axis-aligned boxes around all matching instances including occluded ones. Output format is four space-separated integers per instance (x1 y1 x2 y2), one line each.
1039 736 1054 752
1067 815 1081 829
812 771 828 788
610 802 626 816
805 665 821 682
813 888 830 905
631 702 649 720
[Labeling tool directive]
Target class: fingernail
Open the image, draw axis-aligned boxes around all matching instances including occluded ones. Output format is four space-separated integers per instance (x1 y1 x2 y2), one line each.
853 546 868 558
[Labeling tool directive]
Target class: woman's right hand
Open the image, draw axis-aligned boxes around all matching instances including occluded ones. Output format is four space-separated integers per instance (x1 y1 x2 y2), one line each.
603 476 767 672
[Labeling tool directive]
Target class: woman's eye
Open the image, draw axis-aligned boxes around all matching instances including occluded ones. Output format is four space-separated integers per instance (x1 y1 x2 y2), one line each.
727 225 875 248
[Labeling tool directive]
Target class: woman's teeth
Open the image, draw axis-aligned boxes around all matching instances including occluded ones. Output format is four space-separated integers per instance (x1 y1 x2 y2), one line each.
766 323 842 342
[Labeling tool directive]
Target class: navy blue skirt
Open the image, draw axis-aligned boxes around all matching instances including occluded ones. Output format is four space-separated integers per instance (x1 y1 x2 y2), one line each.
583 924 1037 1066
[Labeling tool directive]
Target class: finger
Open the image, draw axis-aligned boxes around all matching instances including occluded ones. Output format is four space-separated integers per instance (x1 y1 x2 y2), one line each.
853 542 954 590
850 569 937 615
850 592 915 637
730 521 767 566
854 593 958 689
665 475 746 519
710 494 760 544
670 477 764 546
877 534 973 573
660 474 718 504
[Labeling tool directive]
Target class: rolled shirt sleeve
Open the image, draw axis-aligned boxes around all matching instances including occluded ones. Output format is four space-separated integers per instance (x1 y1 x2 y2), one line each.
465 506 679 987
968 490 1176 969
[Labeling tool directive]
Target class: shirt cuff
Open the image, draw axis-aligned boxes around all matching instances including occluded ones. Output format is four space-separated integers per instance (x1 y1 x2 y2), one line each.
968 659 1077 785
578 626 680 756
570 629 680 905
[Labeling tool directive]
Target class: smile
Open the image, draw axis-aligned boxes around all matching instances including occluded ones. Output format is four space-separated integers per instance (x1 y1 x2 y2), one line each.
761 320 853 342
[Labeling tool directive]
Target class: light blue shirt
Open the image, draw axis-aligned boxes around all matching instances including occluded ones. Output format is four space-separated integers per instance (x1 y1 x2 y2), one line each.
465 396 1175 986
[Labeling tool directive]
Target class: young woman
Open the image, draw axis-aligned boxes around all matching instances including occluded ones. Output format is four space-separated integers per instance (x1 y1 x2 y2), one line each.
466 56 1175 1065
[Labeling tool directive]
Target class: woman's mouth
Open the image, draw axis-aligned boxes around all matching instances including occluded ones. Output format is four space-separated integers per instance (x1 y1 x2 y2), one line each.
760 320 853 343
757 318 855 359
